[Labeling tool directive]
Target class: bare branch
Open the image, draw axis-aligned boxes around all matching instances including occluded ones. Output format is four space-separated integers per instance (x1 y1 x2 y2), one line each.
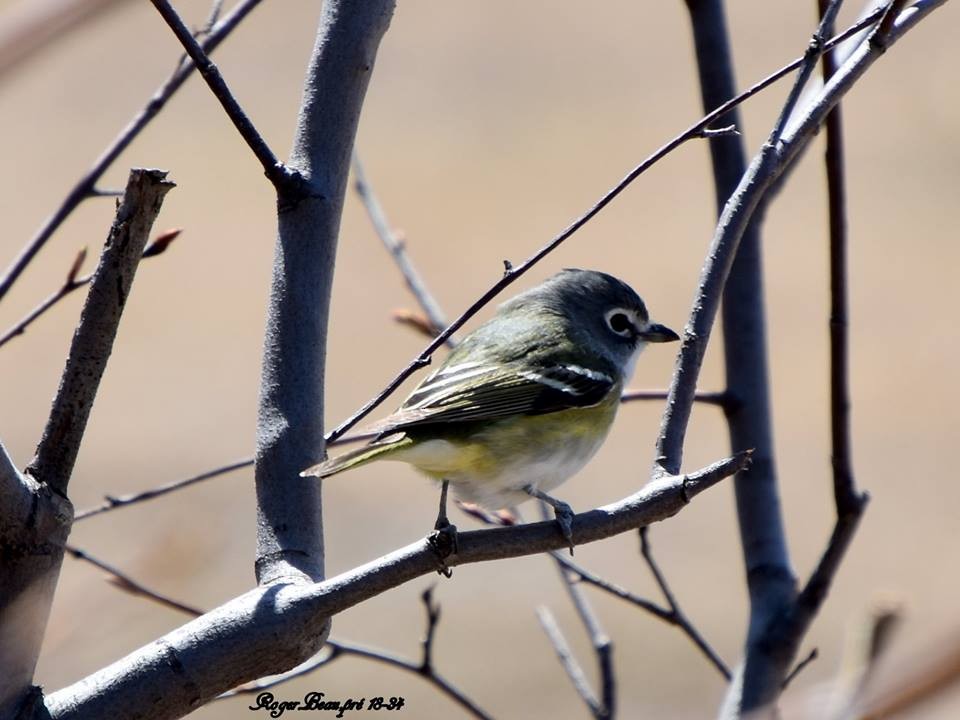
253 0 396 589
147 0 304 197
43 455 741 719
328 639 494 720
66 544 492 717
72 431 378 523
65 545 204 617
770 0 845 143
418 586 440 672
74 456 252 521
26 169 174 494
544 505 614 718
323 6 892 448
352 152 451 339
551 552 672 622
0 0 262 303
640 529 732 680
781 647 818 690
701 2 950 715
0 230 179 350
621 388 729 407
537 606 604 717
0 446 71 716
818 0 863 524
0 439 20 491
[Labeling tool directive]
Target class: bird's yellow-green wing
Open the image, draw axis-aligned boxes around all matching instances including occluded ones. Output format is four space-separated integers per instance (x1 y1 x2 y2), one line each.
367 361 618 435
300 362 618 479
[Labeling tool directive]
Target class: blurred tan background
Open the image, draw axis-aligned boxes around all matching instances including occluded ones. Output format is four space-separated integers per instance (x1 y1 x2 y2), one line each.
1 0 958 717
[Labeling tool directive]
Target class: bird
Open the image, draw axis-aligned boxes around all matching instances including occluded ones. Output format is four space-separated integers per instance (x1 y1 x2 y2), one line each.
301 269 679 551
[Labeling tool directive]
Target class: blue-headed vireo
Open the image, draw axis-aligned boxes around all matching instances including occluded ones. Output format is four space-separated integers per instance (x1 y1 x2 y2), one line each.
302 269 678 548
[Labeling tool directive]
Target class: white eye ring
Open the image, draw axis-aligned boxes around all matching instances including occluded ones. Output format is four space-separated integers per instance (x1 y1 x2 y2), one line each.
605 308 636 337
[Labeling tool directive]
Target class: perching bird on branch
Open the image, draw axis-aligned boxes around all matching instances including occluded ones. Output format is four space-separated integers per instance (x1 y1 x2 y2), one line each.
302 269 679 552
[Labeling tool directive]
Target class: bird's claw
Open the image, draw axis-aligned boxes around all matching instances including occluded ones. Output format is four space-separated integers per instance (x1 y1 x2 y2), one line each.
428 519 459 577
553 501 575 555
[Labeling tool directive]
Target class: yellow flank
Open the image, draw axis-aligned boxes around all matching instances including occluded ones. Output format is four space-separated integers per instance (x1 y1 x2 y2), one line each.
389 390 620 481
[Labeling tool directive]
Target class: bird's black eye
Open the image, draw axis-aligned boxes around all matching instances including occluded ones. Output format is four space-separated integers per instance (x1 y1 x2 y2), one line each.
606 310 632 336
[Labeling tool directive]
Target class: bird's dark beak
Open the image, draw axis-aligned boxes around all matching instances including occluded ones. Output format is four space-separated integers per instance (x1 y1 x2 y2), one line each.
641 323 680 343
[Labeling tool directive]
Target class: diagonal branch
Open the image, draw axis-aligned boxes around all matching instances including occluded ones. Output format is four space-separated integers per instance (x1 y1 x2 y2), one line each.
65 545 203 617
543 504 615 718
536 606 606 717
0 0 263 304
352 152 451 339
147 0 305 198
43 454 743 719
65 546 492 719
26 169 174 494
323 8 889 448
74 456 252 521
640 528 731 680
0 230 180 350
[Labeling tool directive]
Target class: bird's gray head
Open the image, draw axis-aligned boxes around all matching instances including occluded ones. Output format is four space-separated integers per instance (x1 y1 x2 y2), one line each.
500 269 679 375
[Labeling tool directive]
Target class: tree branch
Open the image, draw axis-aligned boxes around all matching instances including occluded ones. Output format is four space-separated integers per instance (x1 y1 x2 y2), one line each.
147 0 304 198
72 431 376 523
819 0 863 524
27 168 174 494
65 546 492 718
700 2 947 715
640 528 731 680
536 606 605 717
42 454 742 720
0 0 262 304
253 0 395 589
352 152 451 339
65 545 204 617
74 456 252 521
0 230 179 350
544 505 614 718
322 6 891 448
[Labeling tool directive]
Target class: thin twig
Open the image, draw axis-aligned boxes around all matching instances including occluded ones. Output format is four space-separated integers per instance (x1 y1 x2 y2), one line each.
72 429 380 522
147 0 303 197
771 0 846 143
480 504 727 683
325 640 494 720
621 388 729 407
324 7 890 448
542 504 614 718
26 169 174 493
418 586 441 672
0 0 263 303
65 545 204 617
873 0 911 46
656 2 891 478
74 456 253 521
819 0 863 524
551 552 672 622
537 606 604 717
782 647 818 690
0 230 180 349
352 152 451 340
65 545 491 718
640 528 732 680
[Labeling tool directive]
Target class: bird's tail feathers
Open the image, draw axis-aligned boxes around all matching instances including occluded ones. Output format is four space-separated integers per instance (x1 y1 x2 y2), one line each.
300 433 412 479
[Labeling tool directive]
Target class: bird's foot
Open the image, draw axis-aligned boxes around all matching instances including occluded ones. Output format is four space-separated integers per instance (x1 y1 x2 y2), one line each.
526 487 576 555
429 480 458 577
428 520 458 578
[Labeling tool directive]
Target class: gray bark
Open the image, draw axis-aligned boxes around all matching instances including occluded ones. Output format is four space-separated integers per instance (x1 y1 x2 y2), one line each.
0 169 173 718
253 0 395 589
